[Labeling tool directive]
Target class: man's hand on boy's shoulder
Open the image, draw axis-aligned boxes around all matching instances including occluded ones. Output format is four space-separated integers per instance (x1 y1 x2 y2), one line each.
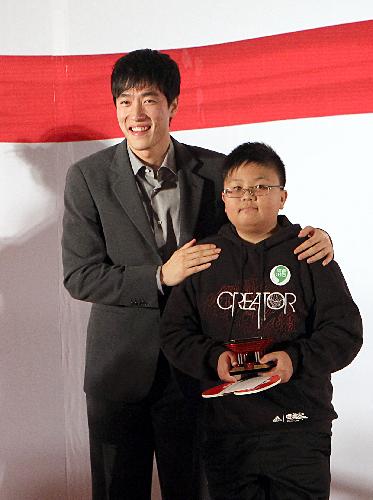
294 226 333 266
161 239 221 286
260 351 293 383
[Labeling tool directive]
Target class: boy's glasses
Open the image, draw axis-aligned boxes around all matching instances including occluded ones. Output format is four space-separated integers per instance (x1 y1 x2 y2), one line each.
223 185 284 198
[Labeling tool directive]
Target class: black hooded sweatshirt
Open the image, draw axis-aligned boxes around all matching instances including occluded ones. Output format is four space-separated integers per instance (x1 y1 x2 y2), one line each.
161 216 363 434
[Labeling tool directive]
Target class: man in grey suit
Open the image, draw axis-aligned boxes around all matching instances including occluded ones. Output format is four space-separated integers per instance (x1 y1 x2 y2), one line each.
62 49 333 499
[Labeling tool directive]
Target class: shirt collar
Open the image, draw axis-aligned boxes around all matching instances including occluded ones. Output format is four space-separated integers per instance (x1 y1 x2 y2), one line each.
127 140 177 176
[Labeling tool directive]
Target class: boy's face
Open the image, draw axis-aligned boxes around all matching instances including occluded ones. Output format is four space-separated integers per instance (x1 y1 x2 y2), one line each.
222 162 287 240
116 85 178 162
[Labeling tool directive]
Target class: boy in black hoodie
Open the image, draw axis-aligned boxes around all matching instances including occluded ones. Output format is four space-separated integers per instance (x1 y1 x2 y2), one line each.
160 142 362 500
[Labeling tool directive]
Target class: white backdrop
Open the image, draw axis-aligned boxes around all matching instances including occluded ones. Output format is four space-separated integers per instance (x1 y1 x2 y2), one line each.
1 1 372 499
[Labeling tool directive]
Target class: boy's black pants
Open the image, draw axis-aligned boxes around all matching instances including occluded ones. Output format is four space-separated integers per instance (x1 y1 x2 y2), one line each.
203 429 331 500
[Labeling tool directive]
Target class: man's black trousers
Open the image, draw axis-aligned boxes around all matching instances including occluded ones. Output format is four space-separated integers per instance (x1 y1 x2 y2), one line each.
86 354 204 500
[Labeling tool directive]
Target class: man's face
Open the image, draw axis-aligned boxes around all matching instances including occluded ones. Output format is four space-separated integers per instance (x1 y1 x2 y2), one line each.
116 85 178 163
222 162 287 240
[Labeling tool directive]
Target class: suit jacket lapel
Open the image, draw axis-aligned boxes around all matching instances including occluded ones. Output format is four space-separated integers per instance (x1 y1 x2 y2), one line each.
109 141 159 256
174 139 205 245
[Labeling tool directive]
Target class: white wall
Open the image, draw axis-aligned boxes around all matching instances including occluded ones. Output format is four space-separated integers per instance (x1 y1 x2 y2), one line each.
1 1 372 498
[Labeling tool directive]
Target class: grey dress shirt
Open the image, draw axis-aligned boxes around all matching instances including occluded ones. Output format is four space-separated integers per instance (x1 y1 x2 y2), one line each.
128 142 181 290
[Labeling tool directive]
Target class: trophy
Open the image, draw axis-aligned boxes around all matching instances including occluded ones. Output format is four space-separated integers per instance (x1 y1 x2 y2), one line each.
201 336 279 398
225 337 274 376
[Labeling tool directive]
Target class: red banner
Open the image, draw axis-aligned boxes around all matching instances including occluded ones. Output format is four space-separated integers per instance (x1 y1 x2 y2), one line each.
1 21 372 143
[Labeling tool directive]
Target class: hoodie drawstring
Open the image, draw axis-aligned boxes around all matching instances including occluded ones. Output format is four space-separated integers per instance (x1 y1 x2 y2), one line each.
228 242 247 340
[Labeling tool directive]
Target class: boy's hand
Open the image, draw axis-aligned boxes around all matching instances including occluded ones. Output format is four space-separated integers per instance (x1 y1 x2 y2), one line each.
161 239 221 286
259 351 293 383
294 226 333 266
217 351 238 383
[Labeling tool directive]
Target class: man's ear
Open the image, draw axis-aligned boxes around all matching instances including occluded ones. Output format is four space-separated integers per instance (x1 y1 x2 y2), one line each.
169 97 179 117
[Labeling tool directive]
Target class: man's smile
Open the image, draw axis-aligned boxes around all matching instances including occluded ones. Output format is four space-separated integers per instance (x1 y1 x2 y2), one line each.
129 125 151 133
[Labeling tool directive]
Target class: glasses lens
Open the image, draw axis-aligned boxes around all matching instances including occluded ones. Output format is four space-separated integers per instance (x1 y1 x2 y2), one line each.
225 189 241 198
255 186 269 196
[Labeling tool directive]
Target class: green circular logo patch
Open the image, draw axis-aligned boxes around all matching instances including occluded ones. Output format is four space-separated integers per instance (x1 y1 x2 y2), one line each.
270 265 291 286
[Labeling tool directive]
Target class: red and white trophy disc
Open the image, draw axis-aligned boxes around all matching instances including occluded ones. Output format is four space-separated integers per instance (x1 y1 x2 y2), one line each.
202 374 281 398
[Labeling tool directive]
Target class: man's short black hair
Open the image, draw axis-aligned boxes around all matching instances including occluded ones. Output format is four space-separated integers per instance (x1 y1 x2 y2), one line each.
223 142 286 186
111 49 180 106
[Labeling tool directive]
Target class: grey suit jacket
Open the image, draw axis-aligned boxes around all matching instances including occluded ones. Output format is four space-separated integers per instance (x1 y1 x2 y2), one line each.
62 138 226 401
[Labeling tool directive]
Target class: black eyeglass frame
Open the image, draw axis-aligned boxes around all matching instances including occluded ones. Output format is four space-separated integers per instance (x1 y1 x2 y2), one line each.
223 185 284 198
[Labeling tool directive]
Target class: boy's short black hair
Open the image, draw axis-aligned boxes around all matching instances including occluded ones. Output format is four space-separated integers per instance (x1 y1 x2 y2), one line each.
223 142 286 186
111 49 180 106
